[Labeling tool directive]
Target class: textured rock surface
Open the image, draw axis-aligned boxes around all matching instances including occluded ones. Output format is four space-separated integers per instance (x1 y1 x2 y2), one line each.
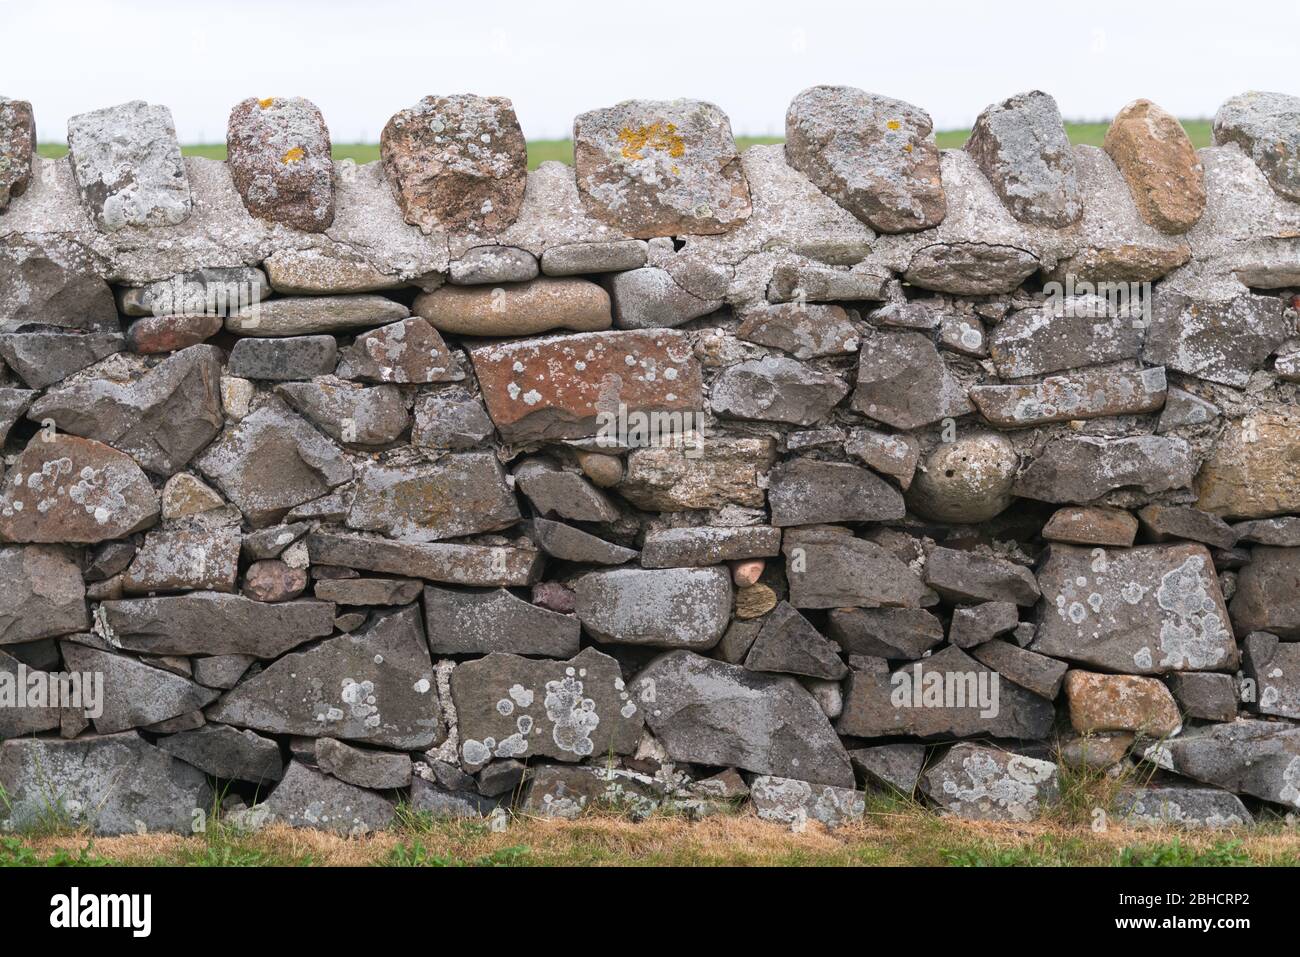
227 96 335 231
1103 99 1205 233
574 567 732 648
0 97 35 210
920 743 1060 822
1213 91 1300 201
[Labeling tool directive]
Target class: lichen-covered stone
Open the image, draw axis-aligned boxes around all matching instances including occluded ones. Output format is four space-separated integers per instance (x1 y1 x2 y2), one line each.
920 743 1060 822
711 357 848 426
1015 435 1195 503
1143 288 1289 387
227 295 408 337
1103 99 1205 233
639 525 780 569
424 584 580 657
750 775 865 829
574 566 732 649
347 453 519 542
307 529 543 587
0 96 35 210
1142 719 1300 809
226 96 334 231
253 760 395 835
1064 669 1182 735
1242 631 1300 719
1113 785 1251 829
1213 91 1300 201
970 367 1167 428
100 592 336 657
618 437 773 511
276 377 409 446
768 458 904 526
735 302 860 358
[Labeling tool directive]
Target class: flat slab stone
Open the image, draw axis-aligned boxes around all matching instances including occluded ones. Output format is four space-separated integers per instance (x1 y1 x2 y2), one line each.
970 367 1166 428
208 605 440 749
574 566 732 649
0 545 89 645
639 525 780 568
0 331 125 390
100 592 336 657
784 528 933 609
1137 504 1237 550
450 646 642 770
1113 785 1251 828
307 530 543 587
424 585 580 657
0 732 211 835
156 724 284 784
920 743 1060 822
923 547 1040 606
313 577 423 606
526 518 638 566
989 300 1144 378
1014 435 1195 503
619 437 774 511
1143 719 1300 809
632 650 855 787
751 775 865 829
826 607 944 659
1032 543 1237 674
1041 506 1139 547
768 458 904 527
66 100 192 230
735 302 861 358
970 640 1067 699
1167 671 1239 722
414 278 610 336
519 764 662 820
62 640 219 733
315 738 412 789
227 295 408 337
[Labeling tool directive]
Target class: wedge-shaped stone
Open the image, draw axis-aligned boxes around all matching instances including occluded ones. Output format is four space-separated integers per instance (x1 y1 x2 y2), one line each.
100 592 336 657
639 525 780 568
451 646 642 770
1143 719 1300 809
471 330 702 443
157 725 284 784
411 390 494 449
970 367 1166 428
768 459 905 527
970 640 1067 699
209 605 439 749
526 518 638 566
0 434 159 543
837 645 1055 739
851 330 971 429
60 641 218 734
785 528 933 609
920 743 1060 822
307 530 543 587
424 585 580 657
66 100 192 230
574 567 732 649
519 764 661 820
845 428 919 489
1015 435 1195 503
1137 504 1237 550
784 85 945 233
196 397 353 526
513 457 618 523
573 98 751 238
1033 543 1237 674
29 345 223 476
826 607 944 659
744 601 846 680
254 761 395 835
347 453 520 542
0 241 117 334
849 743 926 795
923 547 1040 605
0 650 61 736
226 95 335 232
0 732 211 835
0 545 88 645
633 651 854 787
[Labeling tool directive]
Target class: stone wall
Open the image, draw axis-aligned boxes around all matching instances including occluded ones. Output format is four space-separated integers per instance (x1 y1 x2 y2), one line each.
0 87 1298 835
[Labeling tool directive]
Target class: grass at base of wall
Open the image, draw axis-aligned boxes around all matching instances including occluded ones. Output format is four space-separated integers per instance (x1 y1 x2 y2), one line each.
4 790 1297 867
33 121 1215 171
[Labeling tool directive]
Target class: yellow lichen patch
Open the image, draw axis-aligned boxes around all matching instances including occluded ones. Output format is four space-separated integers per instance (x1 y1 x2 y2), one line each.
670 164 681 175
903 143 913 153
618 122 685 161
886 119 901 131
281 146 306 164
258 98 276 109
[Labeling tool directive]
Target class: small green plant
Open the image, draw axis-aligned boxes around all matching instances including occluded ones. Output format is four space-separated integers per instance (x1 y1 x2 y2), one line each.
1117 838 1251 867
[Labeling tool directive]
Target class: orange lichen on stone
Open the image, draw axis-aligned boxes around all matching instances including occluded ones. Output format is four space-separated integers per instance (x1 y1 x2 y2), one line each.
258 97 275 109
618 122 685 161
281 146 305 164
886 119 901 130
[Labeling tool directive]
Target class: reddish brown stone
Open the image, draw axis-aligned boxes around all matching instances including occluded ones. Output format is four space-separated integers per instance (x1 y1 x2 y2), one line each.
243 559 309 603
1064 670 1181 735
1103 100 1205 234
126 314 223 354
380 95 527 234
227 96 335 232
470 330 703 443
1041 506 1138 547
0 97 36 210
0 434 159 543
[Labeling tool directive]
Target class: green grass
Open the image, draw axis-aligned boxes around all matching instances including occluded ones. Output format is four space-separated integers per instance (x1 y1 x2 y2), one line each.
33 122 1214 171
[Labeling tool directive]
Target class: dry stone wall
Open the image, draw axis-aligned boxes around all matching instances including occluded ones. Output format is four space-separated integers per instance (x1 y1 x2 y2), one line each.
1 87 1299 834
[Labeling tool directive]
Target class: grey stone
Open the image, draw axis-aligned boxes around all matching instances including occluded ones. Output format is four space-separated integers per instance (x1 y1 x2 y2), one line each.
228 335 338 381
156 725 284 783
784 85 945 233
307 530 543 587
1032 543 1237 674
1014 435 1195 503
276 377 409 446
0 331 124 389
409 775 500 819
924 547 1040 606
1113 785 1252 828
0 545 88 645
241 522 311 561
314 577 423 606
1137 505 1237 550
949 601 1020 648
411 390 495 449
1167 671 1239 722
964 90 1081 227
903 243 1040 295
255 760 394 835
744 601 846 680
640 525 780 568
1142 719 1300 809
837 645 1055 739
607 267 722 329
0 241 116 334
750 775 866 829
66 100 192 230
989 301 1144 378
714 618 764 664
1233 517 1300 547
848 743 926 795
61 641 217 733
735 302 861 358
527 518 638 566
619 437 774 512
101 592 336 658
513 457 618 523
1143 288 1290 387
1158 387 1219 432
784 527 933 609
826 607 944 659
710 357 848 426
1230 547 1300 639
633 650 855 787
336 317 463 384
476 759 526 797
449 246 539 285
208 606 440 749
197 397 352 525
574 566 732 649
0 732 211 835
970 367 1167 428
117 266 269 317
0 387 35 444
769 458 905 528
768 260 890 302
851 330 971 429
0 650 61 737
424 585 580 657
1213 91 1300 201
970 639 1068 699
120 522 241 594
541 240 647 276
192 654 255 689
316 738 412 789
450 646 642 770
519 764 662 820
347 453 520 542
920 743 1061 821
844 428 920 490
1242 632 1300 719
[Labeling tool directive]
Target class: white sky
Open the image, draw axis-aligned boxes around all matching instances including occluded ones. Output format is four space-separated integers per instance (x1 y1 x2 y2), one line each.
4 0 1299 143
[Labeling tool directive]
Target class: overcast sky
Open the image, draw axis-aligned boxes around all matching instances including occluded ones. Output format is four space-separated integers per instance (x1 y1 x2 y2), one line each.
5 0 1299 143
